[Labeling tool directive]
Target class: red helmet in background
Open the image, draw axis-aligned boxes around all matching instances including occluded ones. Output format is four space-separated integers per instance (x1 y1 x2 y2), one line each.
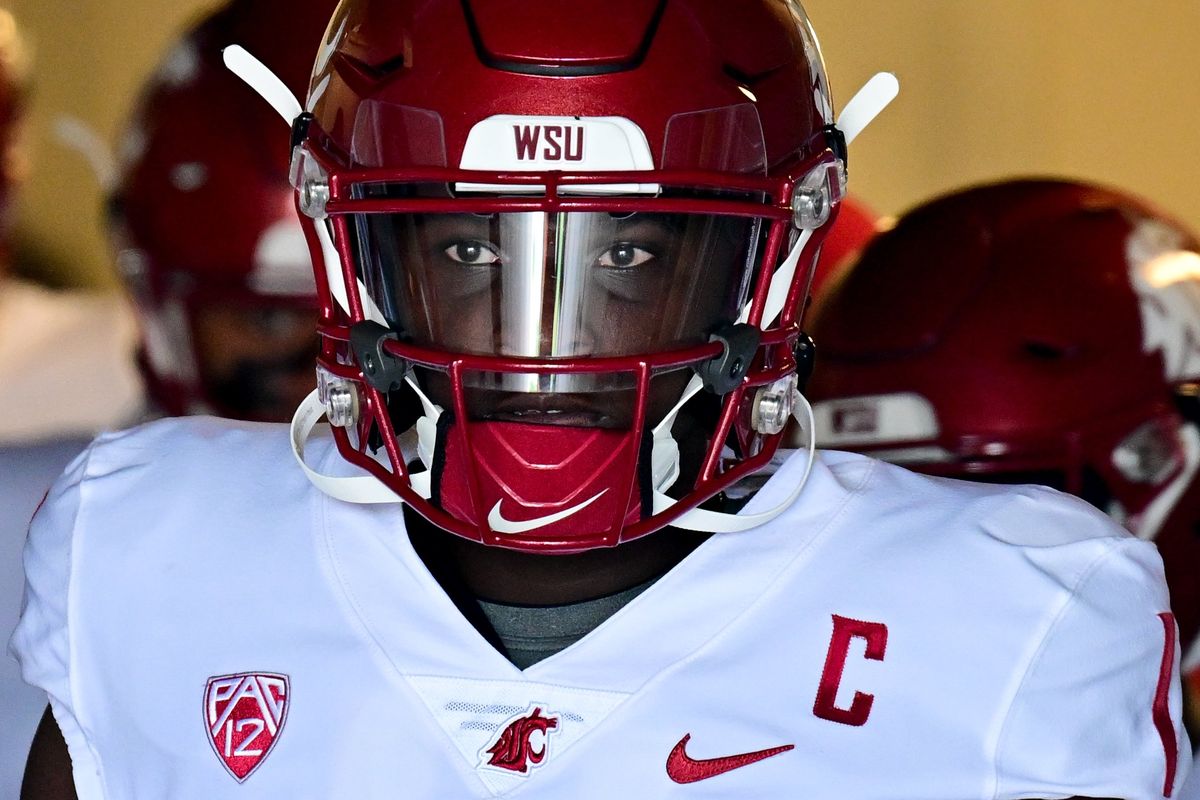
108 0 338 420
810 195 877 299
807 178 1200 643
293 0 851 552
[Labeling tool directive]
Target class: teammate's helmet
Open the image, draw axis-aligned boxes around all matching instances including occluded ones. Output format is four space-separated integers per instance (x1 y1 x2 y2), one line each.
808 178 1200 638
296 0 848 552
108 0 337 420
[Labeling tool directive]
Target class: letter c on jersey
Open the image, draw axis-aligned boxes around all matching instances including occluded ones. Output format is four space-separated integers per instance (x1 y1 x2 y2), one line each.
813 614 888 726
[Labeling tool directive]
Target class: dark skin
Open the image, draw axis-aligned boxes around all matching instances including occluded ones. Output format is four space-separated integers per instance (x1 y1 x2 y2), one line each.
21 303 320 798
22 711 72 800
407 508 712 607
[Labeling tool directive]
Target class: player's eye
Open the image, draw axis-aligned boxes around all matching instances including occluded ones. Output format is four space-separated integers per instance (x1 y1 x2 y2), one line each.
596 243 655 269
444 240 502 265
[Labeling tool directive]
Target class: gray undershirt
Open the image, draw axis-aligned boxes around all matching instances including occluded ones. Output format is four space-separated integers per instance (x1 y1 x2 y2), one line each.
476 579 656 669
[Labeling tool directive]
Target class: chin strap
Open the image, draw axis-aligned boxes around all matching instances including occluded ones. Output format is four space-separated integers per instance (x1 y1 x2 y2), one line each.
291 389 431 503
223 44 302 123
290 372 442 504
54 115 117 192
654 388 817 532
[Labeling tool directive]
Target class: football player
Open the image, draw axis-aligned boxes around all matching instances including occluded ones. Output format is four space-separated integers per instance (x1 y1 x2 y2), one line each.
106 0 338 423
13 4 1187 799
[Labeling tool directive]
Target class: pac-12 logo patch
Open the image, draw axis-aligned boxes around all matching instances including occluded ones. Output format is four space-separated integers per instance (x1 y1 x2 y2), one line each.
204 672 289 782
480 705 560 776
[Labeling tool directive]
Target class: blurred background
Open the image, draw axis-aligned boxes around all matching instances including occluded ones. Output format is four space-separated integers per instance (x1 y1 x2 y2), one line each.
6 0 1200 289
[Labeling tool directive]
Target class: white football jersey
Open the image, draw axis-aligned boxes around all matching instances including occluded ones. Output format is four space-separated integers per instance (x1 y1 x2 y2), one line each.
1182 755 1200 800
0 437 91 799
10 418 1190 799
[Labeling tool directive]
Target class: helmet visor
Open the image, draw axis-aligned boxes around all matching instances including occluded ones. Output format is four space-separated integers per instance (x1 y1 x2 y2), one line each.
353 206 759 363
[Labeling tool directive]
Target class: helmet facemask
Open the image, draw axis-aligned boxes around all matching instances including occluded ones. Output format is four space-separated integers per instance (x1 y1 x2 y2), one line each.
295 119 844 552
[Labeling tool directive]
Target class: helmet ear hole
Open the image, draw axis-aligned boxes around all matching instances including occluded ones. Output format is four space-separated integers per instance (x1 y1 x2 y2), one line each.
1079 467 1115 513
1174 385 1200 425
1022 340 1078 361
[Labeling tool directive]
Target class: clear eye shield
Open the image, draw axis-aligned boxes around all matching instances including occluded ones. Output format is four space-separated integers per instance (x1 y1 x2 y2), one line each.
352 193 761 397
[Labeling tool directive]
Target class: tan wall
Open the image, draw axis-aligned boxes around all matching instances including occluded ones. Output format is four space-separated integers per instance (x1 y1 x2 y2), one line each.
8 0 218 287
805 0 1200 225
7 1 1200 287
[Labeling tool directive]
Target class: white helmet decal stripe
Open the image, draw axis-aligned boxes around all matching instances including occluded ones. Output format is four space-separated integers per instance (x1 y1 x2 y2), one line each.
251 217 316 297
1128 218 1200 382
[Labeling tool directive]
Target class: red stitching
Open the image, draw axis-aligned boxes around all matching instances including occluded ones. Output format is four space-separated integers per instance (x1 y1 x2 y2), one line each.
1154 612 1179 797
813 614 888 726
665 734 794 784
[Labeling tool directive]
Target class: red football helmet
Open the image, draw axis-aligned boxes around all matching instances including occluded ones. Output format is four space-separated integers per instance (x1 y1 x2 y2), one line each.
808 178 1200 642
285 0 863 552
108 0 338 420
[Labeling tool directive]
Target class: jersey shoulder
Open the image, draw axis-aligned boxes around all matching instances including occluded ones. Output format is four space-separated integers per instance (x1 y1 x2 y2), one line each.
84 414 301 479
816 450 1162 615
17 415 324 596
826 449 1136 549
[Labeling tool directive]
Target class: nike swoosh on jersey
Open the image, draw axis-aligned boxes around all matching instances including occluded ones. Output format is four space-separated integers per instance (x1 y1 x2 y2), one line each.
665 733 794 784
487 490 607 534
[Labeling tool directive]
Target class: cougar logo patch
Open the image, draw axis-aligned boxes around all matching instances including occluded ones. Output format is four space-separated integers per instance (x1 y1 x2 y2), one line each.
204 672 290 782
480 705 560 775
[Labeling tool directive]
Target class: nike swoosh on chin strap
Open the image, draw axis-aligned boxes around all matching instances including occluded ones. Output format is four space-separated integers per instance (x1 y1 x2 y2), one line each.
665 734 794 784
487 490 609 535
